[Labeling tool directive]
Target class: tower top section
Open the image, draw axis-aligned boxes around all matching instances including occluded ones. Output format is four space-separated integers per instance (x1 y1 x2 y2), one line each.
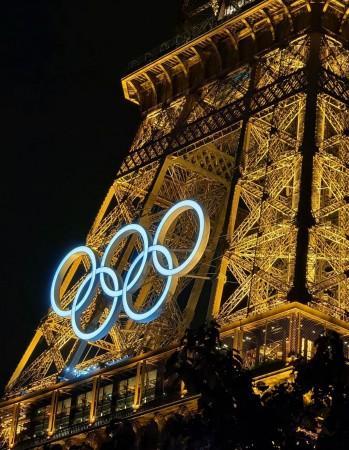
122 0 322 112
181 0 223 21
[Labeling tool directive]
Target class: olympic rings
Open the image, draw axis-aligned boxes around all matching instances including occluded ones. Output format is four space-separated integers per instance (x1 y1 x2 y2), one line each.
50 200 210 342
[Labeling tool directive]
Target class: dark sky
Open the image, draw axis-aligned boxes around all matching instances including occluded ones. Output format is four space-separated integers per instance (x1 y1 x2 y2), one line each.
1 1 180 393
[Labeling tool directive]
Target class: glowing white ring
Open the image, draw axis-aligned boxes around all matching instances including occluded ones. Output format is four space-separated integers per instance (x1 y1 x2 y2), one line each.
122 245 178 323
153 199 210 277
50 246 97 318
100 224 149 297
71 267 121 341
50 200 210 341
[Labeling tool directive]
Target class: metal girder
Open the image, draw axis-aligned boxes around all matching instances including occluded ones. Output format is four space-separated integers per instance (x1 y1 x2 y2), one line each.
217 35 349 326
118 68 306 178
6 26 349 405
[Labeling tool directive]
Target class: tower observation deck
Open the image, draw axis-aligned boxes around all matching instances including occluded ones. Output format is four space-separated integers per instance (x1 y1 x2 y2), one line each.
2 0 349 448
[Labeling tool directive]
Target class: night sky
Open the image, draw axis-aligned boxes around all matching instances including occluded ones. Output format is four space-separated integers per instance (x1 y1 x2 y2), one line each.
1 1 181 393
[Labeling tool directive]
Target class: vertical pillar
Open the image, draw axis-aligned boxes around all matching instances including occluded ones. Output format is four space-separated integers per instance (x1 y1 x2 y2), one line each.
288 5 322 303
263 321 268 361
89 375 101 424
133 361 144 410
209 255 229 317
233 327 244 354
289 313 301 356
9 402 20 449
207 61 257 319
48 390 59 436
227 184 242 242
180 380 187 398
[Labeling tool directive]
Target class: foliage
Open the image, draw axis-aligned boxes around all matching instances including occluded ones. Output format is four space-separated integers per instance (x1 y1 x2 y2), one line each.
102 420 137 450
162 325 349 450
47 325 349 450
260 330 349 450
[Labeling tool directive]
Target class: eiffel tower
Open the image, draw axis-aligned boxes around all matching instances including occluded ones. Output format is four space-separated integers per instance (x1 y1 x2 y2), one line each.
2 0 349 448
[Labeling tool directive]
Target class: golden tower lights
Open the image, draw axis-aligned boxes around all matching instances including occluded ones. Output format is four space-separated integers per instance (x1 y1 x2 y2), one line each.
3 0 349 447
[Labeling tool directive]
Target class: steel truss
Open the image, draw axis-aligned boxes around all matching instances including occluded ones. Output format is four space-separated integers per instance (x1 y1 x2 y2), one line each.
5 17 349 413
218 33 349 323
6 134 233 395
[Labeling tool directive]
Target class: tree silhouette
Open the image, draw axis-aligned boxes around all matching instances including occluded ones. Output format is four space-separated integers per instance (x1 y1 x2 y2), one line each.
44 327 349 449
164 325 349 450
163 320 266 449
260 330 349 450
101 420 137 450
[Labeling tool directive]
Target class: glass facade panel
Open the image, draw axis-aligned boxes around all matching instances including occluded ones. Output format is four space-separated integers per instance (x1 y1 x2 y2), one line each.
343 335 349 360
56 397 71 430
299 317 326 360
97 383 113 418
242 318 290 368
31 404 49 438
142 369 157 405
116 376 135 411
71 391 92 424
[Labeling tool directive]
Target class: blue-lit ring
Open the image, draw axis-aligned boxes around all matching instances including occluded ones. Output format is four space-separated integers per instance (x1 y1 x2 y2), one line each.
71 267 121 341
50 246 97 318
100 224 150 297
122 245 177 323
152 199 208 277
51 200 210 341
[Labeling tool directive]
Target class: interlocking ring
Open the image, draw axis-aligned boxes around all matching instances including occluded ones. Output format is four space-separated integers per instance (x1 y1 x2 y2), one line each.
50 200 210 341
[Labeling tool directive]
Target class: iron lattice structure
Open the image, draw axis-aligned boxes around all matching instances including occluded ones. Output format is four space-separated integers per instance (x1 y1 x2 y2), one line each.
3 1 349 445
